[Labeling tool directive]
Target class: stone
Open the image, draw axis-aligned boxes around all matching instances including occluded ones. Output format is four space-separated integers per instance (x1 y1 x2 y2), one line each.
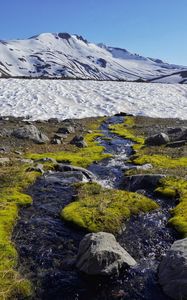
55 164 96 181
159 238 187 300
0 157 10 165
14 150 23 155
34 157 57 164
17 158 33 164
12 125 49 144
167 127 183 134
53 133 67 139
124 174 165 192
76 232 136 276
70 135 88 148
27 163 44 174
179 129 187 141
166 140 186 148
145 133 170 146
51 138 61 145
57 126 75 134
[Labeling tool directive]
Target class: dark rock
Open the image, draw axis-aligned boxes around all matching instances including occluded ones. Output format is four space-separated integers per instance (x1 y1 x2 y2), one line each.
57 126 75 134
76 232 136 276
12 125 49 144
51 138 61 145
53 133 67 139
145 133 170 146
166 140 186 148
47 118 60 124
159 238 187 300
55 164 96 182
124 174 165 192
178 129 187 140
167 127 183 134
70 135 87 148
0 147 7 153
114 112 134 117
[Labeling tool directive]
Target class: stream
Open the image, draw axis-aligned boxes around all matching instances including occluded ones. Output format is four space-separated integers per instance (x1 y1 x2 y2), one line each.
13 116 177 300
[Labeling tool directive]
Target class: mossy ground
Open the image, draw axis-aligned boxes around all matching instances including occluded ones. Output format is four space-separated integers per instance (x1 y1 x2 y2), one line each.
155 177 187 237
0 116 110 298
0 161 39 299
26 118 111 168
109 116 187 236
61 182 158 234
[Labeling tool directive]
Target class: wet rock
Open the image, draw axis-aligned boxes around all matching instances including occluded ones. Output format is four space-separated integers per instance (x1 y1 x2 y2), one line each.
55 164 96 181
159 238 187 300
44 171 86 185
145 133 170 146
11 125 49 144
124 174 165 192
57 126 75 134
0 157 10 165
70 135 88 148
76 232 137 276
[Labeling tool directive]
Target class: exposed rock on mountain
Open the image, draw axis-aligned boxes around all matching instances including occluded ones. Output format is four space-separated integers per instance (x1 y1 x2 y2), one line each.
0 32 186 82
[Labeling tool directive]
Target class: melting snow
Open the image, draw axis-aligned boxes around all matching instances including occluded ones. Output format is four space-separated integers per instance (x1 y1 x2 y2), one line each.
0 79 186 120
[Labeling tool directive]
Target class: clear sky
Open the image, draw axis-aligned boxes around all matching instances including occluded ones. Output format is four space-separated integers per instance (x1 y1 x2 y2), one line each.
0 0 186 65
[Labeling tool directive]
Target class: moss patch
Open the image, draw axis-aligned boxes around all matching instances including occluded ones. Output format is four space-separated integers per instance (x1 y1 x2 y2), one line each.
0 162 40 299
155 177 187 237
61 182 159 234
27 121 111 168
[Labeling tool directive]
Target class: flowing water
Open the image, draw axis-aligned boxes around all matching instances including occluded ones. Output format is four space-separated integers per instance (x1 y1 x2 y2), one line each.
13 116 176 300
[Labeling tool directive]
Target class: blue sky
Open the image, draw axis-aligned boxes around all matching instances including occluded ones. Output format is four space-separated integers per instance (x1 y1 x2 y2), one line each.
1 0 186 65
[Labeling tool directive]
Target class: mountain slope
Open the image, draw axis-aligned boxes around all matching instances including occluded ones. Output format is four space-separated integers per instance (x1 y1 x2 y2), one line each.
0 32 186 82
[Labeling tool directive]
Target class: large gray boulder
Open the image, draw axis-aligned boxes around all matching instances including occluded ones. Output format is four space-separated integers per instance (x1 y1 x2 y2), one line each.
12 125 49 144
145 133 170 146
159 238 187 300
124 174 165 192
76 232 136 276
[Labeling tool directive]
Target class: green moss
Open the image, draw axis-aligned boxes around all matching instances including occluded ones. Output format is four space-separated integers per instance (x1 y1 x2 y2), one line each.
133 154 187 168
61 182 159 233
27 129 111 168
109 116 145 146
0 163 39 299
156 177 187 237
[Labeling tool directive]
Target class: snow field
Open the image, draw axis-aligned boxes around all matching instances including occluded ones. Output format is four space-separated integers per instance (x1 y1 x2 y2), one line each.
0 79 186 120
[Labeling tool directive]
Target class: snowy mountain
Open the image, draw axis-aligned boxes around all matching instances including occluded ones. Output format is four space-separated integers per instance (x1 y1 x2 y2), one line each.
0 32 186 82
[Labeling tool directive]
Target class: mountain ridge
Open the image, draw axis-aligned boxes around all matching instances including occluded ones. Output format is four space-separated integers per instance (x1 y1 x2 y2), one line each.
0 32 186 83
